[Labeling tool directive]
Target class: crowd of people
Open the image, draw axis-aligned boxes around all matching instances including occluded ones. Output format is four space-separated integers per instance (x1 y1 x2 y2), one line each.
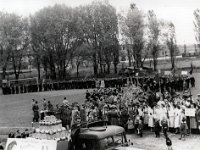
2 75 195 95
31 75 199 143
2 79 97 95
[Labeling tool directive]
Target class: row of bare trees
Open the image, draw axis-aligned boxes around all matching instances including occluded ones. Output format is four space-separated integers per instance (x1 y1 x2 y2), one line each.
0 1 120 80
119 4 179 71
3 2 200 81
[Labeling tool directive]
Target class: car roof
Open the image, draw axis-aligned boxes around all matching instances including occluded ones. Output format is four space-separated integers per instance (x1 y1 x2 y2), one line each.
113 147 146 150
78 125 125 140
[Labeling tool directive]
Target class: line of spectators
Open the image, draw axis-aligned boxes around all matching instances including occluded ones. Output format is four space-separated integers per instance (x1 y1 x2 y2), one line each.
2 75 195 95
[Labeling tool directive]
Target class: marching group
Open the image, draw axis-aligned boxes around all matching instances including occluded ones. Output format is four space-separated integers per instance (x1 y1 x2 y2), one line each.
2 75 195 95
2 79 97 95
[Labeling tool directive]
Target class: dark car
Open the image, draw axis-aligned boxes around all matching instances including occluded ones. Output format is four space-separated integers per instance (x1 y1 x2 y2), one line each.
75 125 127 150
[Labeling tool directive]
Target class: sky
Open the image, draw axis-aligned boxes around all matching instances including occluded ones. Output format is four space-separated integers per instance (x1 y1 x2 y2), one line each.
0 0 199 45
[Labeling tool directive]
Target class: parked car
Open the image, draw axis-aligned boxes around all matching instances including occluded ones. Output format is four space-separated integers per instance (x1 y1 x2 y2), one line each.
70 121 146 150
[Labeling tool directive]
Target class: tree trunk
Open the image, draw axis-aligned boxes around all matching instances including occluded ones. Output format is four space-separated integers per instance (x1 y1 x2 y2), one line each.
50 65 56 80
15 73 19 80
153 57 157 71
44 65 48 79
37 61 41 80
11 54 18 81
141 56 146 68
100 64 103 73
93 54 98 75
107 63 110 74
127 49 132 67
76 63 80 77
63 61 66 80
149 60 152 67
114 63 118 74
2 67 6 80
98 52 103 74
171 57 175 70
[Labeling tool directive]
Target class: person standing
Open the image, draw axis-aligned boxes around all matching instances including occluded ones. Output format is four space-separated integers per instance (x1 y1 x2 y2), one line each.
195 105 200 133
54 104 61 119
71 105 80 127
174 105 181 134
32 101 39 122
43 98 48 111
47 101 54 116
120 107 129 131
166 137 173 150
61 100 72 130
32 99 35 108
127 117 134 134
154 119 161 138
143 104 149 129
161 117 169 138
148 106 154 131
168 104 175 133
190 103 197 133
80 104 87 122
179 117 187 141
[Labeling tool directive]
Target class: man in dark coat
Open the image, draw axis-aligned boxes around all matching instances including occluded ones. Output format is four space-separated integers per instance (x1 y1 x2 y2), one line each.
190 77 195 87
60 100 72 129
47 101 54 116
154 119 161 138
32 101 39 122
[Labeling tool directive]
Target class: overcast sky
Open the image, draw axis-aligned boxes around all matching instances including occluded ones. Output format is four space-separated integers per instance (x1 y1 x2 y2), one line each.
0 0 199 45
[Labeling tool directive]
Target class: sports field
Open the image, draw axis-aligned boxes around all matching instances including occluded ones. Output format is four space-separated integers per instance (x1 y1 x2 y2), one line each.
0 89 88 127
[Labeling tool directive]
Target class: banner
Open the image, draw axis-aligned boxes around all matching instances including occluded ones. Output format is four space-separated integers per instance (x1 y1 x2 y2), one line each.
181 71 188 75
185 108 195 117
164 71 172 76
5 138 57 150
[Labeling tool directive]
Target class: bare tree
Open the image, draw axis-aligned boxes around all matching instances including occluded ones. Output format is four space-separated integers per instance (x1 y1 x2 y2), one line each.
164 22 178 70
147 10 161 71
119 4 145 68
0 13 29 80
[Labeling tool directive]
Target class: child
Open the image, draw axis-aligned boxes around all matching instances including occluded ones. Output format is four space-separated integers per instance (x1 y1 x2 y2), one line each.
154 119 161 138
134 115 140 131
161 118 169 138
179 117 187 141
166 137 173 150
127 118 134 134
138 117 143 137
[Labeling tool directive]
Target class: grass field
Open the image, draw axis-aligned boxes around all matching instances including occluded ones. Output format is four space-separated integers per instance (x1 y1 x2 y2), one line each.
0 89 88 127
